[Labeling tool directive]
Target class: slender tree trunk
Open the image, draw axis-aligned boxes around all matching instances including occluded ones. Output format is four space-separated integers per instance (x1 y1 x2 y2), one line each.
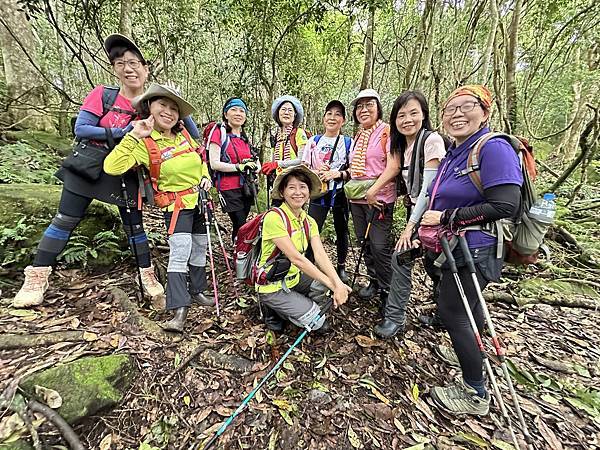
505 0 523 133
404 0 435 90
119 0 134 37
360 7 375 90
481 0 499 82
0 0 53 131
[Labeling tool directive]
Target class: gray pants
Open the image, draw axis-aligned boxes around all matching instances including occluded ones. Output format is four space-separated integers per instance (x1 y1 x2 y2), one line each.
385 251 413 325
259 274 328 330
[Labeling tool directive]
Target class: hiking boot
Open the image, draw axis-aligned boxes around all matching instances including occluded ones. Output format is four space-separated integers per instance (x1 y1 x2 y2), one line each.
337 265 349 285
358 279 379 300
161 307 189 333
419 312 445 329
374 318 404 339
430 378 490 416
140 265 165 299
313 319 332 335
263 305 285 332
435 344 460 368
191 291 215 306
13 266 52 308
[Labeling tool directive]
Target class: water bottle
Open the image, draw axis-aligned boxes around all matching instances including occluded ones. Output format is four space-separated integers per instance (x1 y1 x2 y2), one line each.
528 193 556 224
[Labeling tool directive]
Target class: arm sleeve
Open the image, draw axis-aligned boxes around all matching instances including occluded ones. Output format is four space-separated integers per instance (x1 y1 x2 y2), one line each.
74 110 126 141
209 142 238 173
103 133 149 175
442 184 521 227
409 167 438 224
182 116 200 140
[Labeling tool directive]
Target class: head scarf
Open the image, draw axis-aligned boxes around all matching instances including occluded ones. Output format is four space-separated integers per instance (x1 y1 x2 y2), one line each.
444 85 493 110
223 98 247 113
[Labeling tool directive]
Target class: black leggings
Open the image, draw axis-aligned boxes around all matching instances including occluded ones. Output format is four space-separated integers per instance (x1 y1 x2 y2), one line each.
228 207 251 244
33 188 151 268
307 190 349 265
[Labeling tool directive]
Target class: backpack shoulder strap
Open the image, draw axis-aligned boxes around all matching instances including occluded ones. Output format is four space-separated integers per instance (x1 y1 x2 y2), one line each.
380 126 389 154
142 137 162 191
314 135 322 145
290 128 298 154
101 86 120 117
180 127 196 148
344 136 352 152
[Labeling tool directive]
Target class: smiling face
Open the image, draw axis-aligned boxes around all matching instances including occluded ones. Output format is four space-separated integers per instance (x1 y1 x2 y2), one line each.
225 106 247 129
395 98 424 139
323 106 345 134
149 97 179 132
278 102 296 127
112 50 148 91
281 175 310 210
442 94 489 145
355 98 378 128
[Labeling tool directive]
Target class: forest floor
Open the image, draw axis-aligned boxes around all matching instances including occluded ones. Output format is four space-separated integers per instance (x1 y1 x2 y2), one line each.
1 207 600 450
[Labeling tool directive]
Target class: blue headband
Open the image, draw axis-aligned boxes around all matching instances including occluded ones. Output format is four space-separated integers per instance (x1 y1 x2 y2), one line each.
224 98 247 113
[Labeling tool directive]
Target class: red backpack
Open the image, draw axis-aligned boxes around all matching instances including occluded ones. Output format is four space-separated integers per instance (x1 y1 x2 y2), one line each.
234 208 310 286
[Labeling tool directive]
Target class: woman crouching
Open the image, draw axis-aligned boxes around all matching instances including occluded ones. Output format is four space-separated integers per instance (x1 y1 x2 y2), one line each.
104 83 212 332
257 165 351 332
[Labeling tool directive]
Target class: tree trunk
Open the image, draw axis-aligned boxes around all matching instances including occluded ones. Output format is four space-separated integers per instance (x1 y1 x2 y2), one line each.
0 0 54 131
360 7 375 90
481 0 499 82
505 0 523 133
119 0 134 37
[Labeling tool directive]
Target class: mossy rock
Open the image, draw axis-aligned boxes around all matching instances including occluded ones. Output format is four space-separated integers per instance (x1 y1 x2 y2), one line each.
0 184 126 268
3 130 72 157
20 354 136 424
0 440 34 450
518 277 600 307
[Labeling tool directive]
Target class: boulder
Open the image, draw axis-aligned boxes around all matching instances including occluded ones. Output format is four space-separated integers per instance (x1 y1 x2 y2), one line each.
0 184 126 268
19 354 136 424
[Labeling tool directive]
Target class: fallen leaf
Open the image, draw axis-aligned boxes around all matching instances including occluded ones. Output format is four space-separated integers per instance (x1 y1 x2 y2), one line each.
348 424 362 448
535 416 563 450
355 335 380 348
34 385 62 408
411 383 419 402
99 434 112 450
82 331 98 342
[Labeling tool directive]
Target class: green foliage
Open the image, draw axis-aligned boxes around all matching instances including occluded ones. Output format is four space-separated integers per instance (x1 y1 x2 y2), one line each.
0 217 36 266
0 142 62 185
57 230 125 267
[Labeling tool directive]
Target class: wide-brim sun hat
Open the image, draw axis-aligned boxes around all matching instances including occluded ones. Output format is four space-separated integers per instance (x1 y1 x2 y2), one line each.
351 88 381 106
271 165 325 200
132 83 196 118
271 95 304 127
104 34 147 64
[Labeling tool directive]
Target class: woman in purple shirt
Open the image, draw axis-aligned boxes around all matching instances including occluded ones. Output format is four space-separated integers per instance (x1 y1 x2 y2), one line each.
420 85 522 417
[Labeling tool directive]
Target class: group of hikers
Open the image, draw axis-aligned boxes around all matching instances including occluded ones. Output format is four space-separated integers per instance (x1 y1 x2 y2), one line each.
11 34 528 420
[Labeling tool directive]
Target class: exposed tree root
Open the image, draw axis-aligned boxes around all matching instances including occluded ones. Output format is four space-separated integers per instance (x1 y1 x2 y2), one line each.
0 331 85 350
28 399 84 450
109 287 167 338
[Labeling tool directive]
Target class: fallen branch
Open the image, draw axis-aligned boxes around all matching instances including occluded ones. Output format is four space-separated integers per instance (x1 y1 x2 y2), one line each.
28 399 84 450
0 331 85 350
109 287 166 338
165 343 213 382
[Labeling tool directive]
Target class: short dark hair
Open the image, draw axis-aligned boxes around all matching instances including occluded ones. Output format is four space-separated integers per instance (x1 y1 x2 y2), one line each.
108 45 146 65
278 172 312 197
389 90 432 156
138 97 182 133
352 98 383 123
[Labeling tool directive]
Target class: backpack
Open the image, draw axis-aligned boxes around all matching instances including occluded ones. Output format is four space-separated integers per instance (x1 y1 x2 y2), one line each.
460 132 548 265
71 86 136 137
234 208 310 286
141 127 204 235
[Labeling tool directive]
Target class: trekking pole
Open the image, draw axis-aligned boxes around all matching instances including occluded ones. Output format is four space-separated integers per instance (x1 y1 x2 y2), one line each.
206 197 239 298
350 207 378 290
120 177 144 302
439 236 522 450
198 299 334 450
456 235 534 449
200 191 220 316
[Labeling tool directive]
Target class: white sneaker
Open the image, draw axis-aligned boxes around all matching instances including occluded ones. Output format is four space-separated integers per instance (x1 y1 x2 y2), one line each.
13 266 52 308
139 265 165 299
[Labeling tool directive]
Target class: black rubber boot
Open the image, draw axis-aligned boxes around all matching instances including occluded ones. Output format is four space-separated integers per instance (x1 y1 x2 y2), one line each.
191 292 215 306
263 305 285 332
313 319 331 335
358 279 379 299
337 265 349 285
374 318 404 338
162 307 189 333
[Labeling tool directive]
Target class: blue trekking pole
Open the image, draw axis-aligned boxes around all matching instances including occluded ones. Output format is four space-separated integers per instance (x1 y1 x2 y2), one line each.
197 299 334 450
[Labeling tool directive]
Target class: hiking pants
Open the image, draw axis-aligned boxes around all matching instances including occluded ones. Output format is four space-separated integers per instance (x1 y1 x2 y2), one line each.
34 188 150 268
425 245 502 386
307 189 349 266
164 207 208 310
349 202 393 292
259 274 328 330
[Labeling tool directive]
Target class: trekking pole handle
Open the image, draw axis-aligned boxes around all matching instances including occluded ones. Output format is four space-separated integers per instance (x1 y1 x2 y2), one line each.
440 236 458 273
457 234 477 274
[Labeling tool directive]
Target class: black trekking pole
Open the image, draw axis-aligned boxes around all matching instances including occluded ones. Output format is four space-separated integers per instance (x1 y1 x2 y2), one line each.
199 191 220 316
456 235 534 449
350 207 378 290
120 177 144 301
196 299 334 450
440 235 522 450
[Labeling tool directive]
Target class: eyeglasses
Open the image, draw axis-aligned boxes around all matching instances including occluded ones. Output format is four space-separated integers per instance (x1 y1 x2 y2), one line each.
442 101 481 117
113 59 142 70
279 107 295 113
356 100 377 111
